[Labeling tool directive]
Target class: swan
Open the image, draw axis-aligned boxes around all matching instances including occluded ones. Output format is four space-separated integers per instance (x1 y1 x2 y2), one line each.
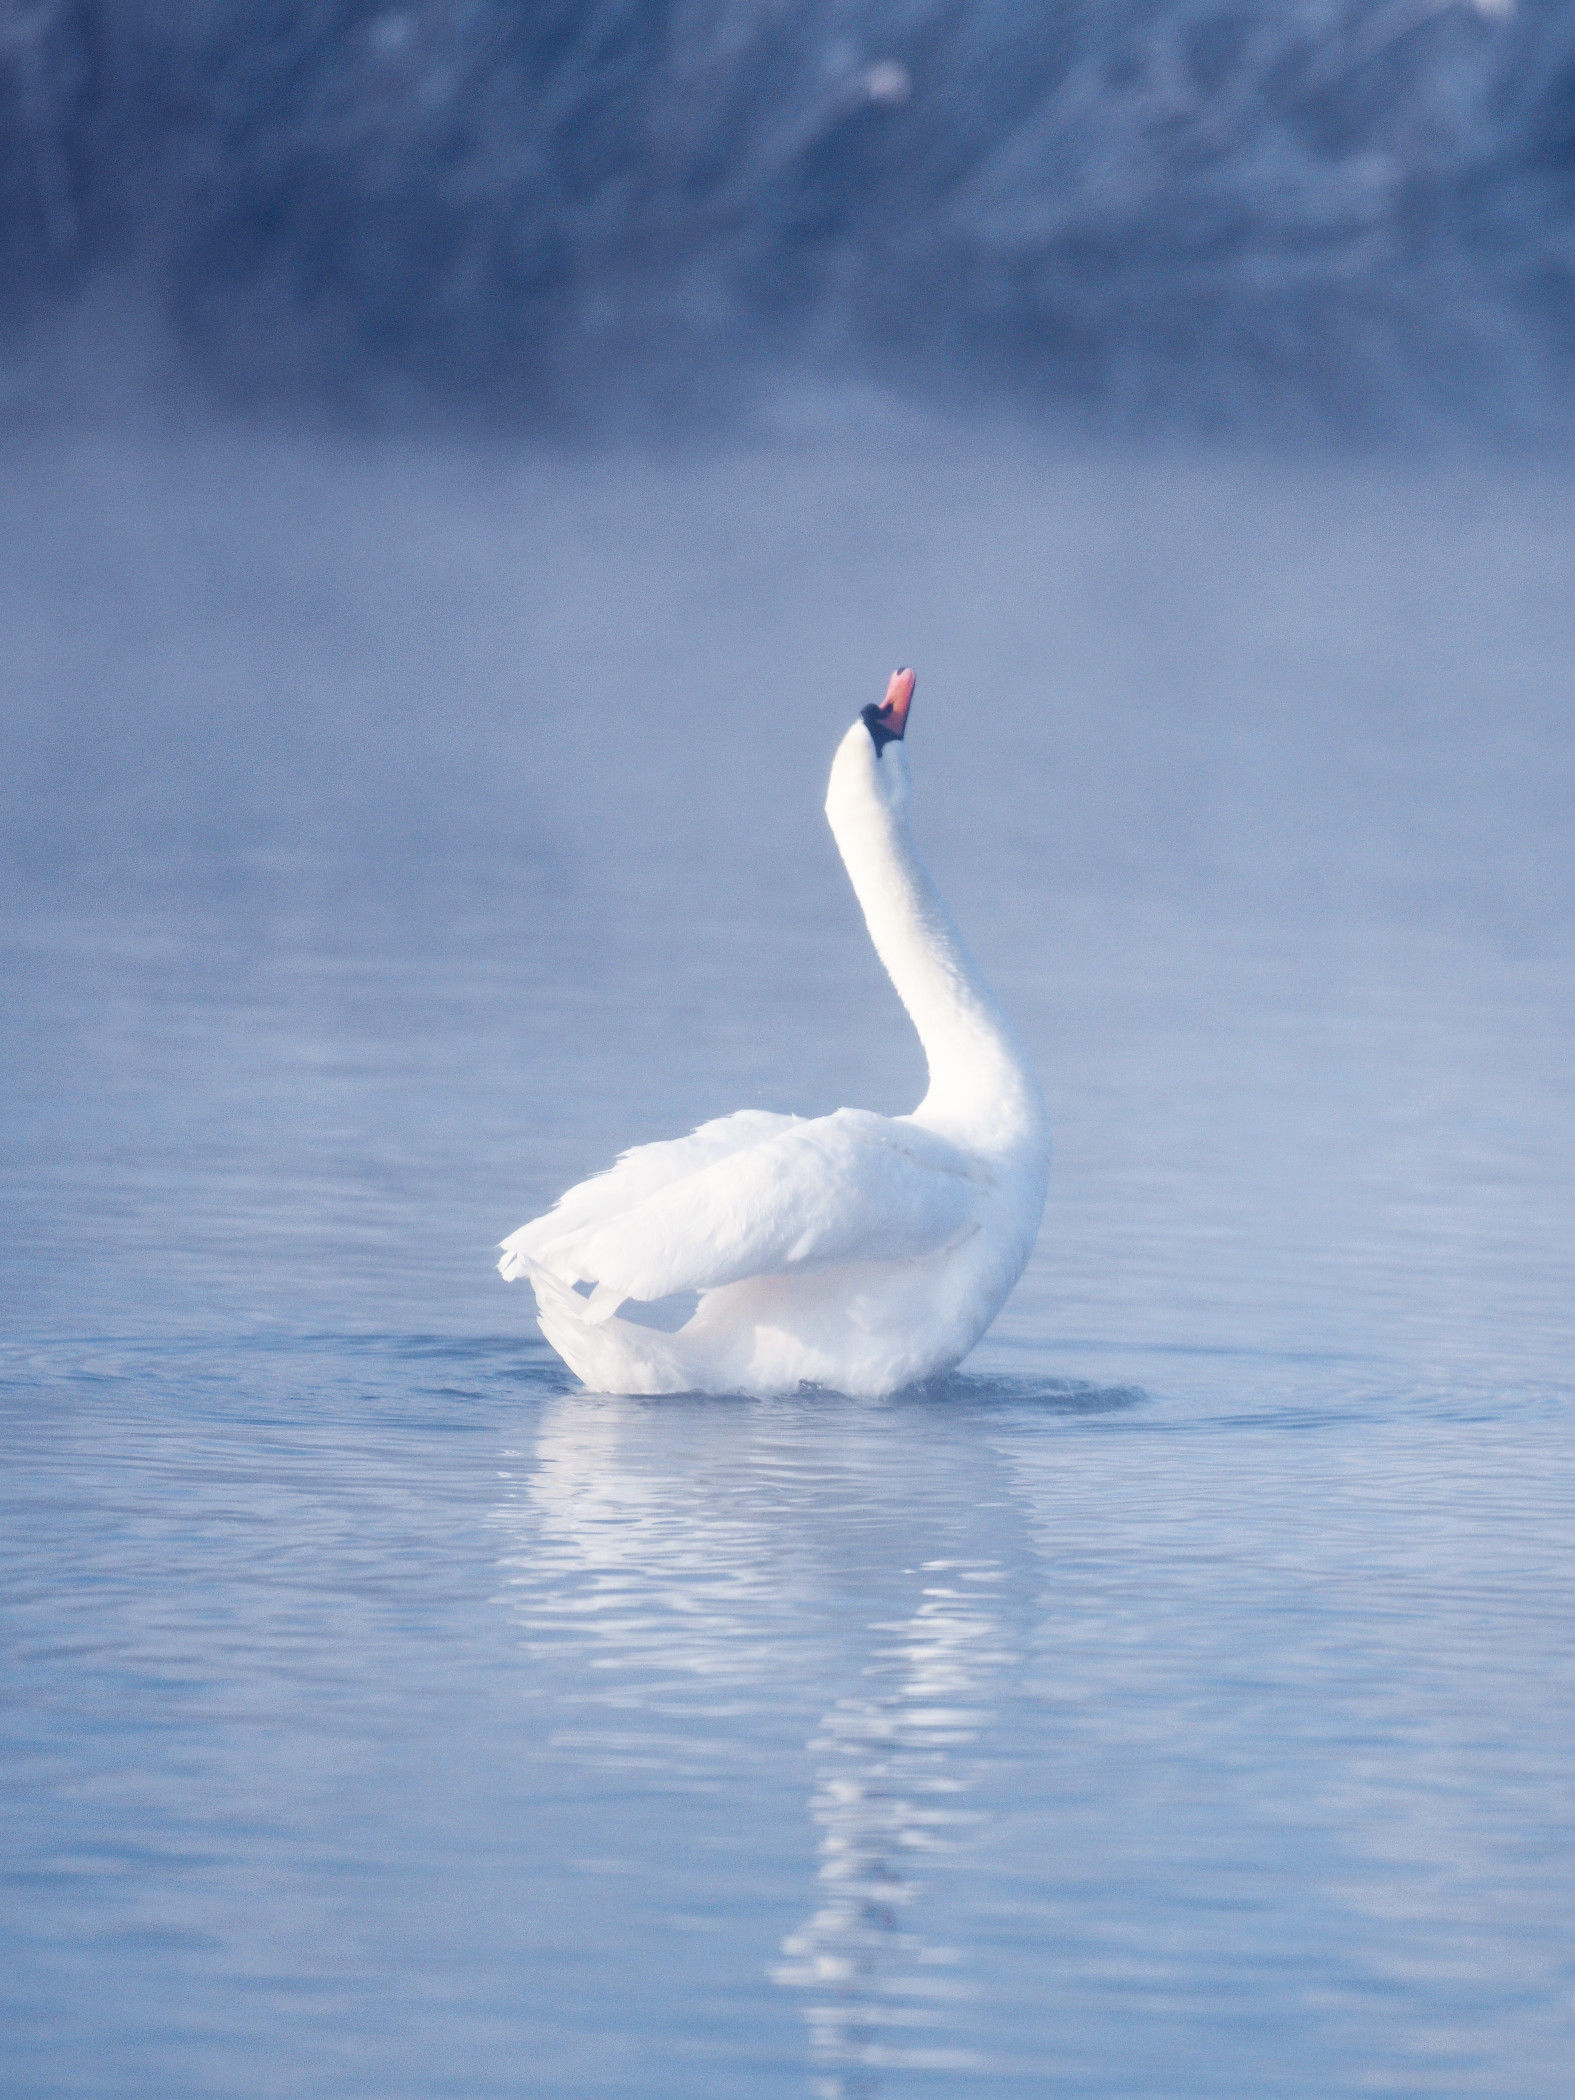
498 669 1050 1397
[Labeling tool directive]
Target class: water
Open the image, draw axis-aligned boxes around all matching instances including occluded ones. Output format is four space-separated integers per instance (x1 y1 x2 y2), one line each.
3 415 1573 2096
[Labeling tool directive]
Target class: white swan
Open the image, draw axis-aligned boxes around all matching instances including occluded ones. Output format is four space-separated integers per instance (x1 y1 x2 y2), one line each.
498 669 1050 1397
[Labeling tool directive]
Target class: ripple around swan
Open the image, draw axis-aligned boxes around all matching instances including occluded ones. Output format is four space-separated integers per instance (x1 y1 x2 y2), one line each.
902 1371 1148 1415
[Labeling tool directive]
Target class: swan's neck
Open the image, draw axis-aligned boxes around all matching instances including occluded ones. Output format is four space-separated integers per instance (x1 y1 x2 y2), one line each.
826 735 1047 1157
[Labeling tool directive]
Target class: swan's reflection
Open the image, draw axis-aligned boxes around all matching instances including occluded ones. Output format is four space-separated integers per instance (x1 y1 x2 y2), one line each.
496 1393 1016 2093
774 1560 1009 2095
500 1397 796 1701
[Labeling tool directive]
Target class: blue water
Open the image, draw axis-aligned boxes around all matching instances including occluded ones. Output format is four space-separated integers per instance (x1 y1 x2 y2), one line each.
3 419 1573 2095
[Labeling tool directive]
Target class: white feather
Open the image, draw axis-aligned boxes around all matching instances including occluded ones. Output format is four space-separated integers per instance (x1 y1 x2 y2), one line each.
498 1108 801 1277
526 1109 985 1304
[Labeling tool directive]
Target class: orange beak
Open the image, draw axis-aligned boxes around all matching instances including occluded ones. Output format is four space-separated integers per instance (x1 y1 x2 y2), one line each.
875 666 915 740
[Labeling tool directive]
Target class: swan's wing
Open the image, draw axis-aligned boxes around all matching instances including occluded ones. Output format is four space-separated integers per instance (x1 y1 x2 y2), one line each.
526 1109 987 1309
499 1109 804 1277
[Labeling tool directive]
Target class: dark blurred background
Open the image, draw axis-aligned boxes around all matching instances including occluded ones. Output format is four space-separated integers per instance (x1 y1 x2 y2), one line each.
2 0 1572 430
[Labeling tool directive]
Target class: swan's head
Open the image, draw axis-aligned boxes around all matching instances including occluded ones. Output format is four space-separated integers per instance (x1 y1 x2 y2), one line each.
862 666 914 755
826 668 915 827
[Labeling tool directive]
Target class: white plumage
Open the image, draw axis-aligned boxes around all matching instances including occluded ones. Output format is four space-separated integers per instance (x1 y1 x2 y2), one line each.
499 670 1050 1397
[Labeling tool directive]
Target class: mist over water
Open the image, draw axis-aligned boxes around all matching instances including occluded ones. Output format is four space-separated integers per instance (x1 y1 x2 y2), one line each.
6 410 1572 1366
4 6 1575 2096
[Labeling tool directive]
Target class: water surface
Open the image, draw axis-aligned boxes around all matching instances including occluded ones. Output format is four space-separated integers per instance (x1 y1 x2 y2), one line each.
3 421 1572 2095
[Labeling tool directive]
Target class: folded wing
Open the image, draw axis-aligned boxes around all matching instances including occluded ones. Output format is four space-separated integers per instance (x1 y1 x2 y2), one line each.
499 1109 803 1279
516 1109 985 1310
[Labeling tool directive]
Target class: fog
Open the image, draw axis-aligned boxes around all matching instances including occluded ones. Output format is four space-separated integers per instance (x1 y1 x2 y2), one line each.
5 405 1570 1389
7 404 1572 911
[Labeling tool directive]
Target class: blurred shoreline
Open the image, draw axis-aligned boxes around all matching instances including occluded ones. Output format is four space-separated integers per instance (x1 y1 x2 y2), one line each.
4 3 1575 441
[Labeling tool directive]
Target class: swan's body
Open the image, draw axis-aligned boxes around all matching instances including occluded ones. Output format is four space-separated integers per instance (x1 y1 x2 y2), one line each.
499 673 1049 1397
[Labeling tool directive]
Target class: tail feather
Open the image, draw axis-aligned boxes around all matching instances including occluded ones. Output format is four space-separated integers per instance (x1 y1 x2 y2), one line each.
498 1245 695 1394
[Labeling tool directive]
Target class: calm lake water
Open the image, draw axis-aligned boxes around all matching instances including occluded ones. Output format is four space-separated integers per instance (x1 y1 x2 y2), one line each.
3 415 1573 2096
